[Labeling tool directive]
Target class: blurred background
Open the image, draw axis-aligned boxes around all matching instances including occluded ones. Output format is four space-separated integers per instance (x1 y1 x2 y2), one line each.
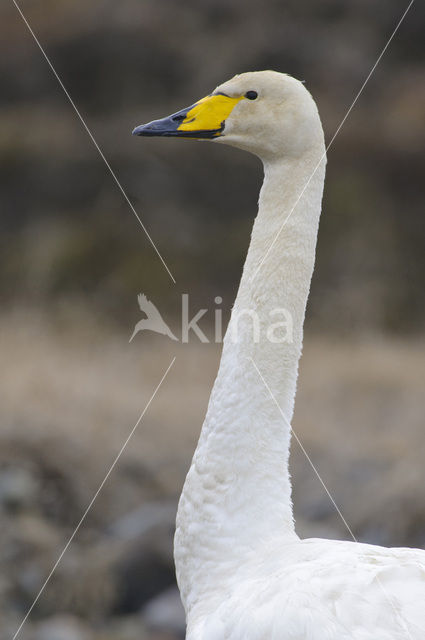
0 0 424 638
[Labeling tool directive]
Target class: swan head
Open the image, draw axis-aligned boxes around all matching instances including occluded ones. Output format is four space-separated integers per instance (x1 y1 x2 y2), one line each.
133 70 323 161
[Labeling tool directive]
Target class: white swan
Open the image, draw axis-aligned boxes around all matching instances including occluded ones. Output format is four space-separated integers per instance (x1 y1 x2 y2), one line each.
133 71 425 639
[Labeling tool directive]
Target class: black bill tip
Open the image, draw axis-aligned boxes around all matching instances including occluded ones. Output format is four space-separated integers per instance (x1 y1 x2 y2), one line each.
132 125 145 136
132 106 224 139
132 123 161 136
132 110 189 137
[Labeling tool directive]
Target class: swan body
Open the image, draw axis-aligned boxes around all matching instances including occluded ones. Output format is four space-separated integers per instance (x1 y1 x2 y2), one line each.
186 538 425 639
133 71 425 639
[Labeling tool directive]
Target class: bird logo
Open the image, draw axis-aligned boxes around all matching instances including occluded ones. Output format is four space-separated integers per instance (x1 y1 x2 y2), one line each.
129 293 178 342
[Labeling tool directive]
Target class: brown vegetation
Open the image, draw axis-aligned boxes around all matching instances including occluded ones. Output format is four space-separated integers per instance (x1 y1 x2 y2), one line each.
0 0 424 331
1 310 424 637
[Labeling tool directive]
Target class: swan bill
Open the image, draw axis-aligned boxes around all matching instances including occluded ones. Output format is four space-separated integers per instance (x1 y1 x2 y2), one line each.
132 93 243 139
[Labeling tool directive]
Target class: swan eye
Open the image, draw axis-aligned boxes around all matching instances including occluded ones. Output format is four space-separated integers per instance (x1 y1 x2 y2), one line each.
245 90 258 100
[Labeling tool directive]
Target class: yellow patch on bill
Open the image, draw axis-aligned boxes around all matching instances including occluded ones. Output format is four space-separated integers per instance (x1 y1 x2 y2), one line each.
178 94 243 135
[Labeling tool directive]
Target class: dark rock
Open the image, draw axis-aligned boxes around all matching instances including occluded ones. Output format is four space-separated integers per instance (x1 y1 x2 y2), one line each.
142 587 186 638
0 468 38 512
110 502 177 614
31 615 90 640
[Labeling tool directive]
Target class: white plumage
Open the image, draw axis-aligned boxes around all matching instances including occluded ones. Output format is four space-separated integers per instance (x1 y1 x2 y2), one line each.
134 70 425 639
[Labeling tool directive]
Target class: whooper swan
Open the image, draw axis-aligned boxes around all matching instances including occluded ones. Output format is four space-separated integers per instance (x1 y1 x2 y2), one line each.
133 71 425 640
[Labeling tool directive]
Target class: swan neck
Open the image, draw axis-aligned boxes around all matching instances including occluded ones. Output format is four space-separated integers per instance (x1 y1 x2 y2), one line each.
175 147 326 617
230 151 326 384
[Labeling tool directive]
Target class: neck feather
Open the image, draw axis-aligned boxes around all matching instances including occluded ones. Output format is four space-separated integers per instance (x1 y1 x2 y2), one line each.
175 146 326 615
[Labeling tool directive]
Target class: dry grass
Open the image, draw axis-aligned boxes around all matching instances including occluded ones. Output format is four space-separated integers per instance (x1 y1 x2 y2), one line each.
0 307 424 636
1 307 424 536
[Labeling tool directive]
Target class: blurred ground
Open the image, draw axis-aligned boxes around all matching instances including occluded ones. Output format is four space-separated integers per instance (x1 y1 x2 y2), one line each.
1 308 424 638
